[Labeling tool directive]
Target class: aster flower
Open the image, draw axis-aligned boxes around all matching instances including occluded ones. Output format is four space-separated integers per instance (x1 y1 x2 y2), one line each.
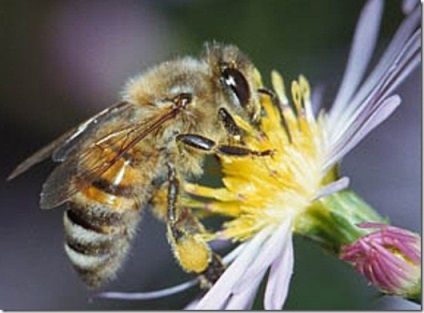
183 0 421 309
340 223 421 303
97 0 421 309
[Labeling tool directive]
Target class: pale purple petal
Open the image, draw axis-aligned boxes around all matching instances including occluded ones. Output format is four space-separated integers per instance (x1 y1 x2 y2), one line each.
224 274 264 310
346 95 401 153
184 297 200 310
264 232 294 310
96 278 198 300
326 25 421 169
222 240 247 264
194 228 272 310
311 85 325 116
325 95 401 169
329 0 383 123
232 220 293 293
377 29 421 98
209 238 232 252
402 0 419 14
344 7 420 115
327 8 420 150
325 27 419 165
315 176 350 200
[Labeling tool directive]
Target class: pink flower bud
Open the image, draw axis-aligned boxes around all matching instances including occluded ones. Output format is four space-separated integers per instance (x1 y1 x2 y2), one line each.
340 223 421 298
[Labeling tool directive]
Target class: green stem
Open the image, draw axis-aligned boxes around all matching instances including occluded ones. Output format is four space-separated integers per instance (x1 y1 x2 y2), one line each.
294 188 421 305
294 188 386 254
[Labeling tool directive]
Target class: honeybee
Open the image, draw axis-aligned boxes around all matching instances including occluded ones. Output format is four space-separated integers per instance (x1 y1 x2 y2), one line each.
8 42 271 288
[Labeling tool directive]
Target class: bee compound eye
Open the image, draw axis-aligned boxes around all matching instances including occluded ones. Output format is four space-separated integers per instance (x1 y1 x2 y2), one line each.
221 68 251 108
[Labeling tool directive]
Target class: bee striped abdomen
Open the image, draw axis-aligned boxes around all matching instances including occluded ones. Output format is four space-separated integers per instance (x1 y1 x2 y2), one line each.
64 155 148 288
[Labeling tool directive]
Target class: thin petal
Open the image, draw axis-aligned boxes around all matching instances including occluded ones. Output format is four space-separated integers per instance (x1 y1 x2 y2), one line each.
194 228 272 310
232 220 293 293
378 29 421 99
327 8 420 148
184 297 200 310
315 176 350 200
329 0 383 122
224 275 264 310
402 0 419 14
311 85 325 116
325 95 401 170
96 278 198 300
222 241 248 264
209 238 232 251
345 7 419 116
264 233 294 310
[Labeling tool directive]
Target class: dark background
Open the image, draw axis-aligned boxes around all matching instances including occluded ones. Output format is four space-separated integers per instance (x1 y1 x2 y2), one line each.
0 0 421 310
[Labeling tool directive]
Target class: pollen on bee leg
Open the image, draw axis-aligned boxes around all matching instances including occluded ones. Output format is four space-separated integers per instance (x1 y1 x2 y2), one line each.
172 234 211 273
165 205 214 274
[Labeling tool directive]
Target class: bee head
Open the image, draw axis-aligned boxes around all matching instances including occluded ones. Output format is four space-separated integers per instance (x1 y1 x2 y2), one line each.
203 42 262 123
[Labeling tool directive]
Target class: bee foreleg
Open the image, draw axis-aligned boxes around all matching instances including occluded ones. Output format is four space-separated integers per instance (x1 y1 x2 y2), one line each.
176 134 274 157
216 145 274 156
218 107 243 144
176 134 215 152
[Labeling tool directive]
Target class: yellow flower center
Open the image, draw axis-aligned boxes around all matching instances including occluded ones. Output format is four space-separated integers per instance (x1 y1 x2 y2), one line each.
184 71 327 242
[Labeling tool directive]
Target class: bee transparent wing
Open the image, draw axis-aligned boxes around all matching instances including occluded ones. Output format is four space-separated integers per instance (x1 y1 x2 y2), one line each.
52 102 135 162
7 101 133 181
40 158 79 209
40 105 180 210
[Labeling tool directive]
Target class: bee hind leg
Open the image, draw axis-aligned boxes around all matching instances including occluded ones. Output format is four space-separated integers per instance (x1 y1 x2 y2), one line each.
156 163 225 288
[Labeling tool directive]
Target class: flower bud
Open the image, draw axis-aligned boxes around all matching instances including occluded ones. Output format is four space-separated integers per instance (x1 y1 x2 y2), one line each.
340 223 421 303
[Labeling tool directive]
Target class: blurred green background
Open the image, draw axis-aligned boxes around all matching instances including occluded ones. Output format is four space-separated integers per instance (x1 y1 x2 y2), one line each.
0 0 420 310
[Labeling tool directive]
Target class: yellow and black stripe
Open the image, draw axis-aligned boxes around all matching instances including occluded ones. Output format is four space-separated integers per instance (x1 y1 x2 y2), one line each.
63 153 149 287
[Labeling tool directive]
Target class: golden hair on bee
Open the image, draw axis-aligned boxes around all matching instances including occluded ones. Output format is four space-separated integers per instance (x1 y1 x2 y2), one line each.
8 42 271 288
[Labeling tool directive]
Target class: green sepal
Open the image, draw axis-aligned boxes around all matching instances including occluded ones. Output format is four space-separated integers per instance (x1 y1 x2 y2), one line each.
294 188 386 254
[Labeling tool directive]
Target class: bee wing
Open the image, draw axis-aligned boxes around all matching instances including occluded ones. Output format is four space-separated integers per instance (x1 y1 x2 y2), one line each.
7 101 134 181
39 105 181 210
